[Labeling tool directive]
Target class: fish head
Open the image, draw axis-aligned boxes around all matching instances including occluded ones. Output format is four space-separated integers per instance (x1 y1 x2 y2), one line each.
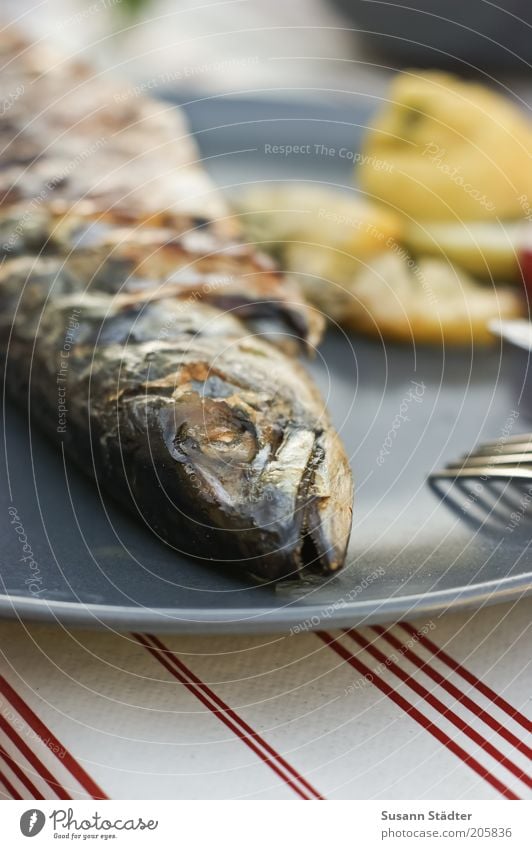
151 349 352 581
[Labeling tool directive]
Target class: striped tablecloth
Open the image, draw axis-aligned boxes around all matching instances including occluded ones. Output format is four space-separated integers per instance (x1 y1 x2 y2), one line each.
0 599 530 801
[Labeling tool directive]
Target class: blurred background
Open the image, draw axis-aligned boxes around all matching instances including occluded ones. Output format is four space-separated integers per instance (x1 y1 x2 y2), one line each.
5 0 532 105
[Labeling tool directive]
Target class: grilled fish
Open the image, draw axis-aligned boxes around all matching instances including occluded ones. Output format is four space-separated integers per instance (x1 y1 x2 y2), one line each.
0 29 353 580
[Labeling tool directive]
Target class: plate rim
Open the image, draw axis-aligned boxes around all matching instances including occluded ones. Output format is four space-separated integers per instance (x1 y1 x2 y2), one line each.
2 571 531 633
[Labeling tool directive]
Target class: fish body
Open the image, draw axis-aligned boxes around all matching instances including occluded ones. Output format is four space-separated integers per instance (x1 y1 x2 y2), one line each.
0 28 353 580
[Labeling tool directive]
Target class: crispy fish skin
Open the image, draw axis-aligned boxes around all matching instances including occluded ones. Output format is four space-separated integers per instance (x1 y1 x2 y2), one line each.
0 210 324 354
0 35 231 233
0 28 353 579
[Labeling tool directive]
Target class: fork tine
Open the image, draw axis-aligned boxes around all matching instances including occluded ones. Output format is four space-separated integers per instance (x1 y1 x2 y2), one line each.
473 432 532 449
430 431 532 481
466 442 532 457
431 466 532 480
456 452 532 466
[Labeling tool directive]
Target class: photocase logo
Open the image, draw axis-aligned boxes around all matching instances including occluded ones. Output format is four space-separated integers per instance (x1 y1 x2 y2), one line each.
20 809 46 837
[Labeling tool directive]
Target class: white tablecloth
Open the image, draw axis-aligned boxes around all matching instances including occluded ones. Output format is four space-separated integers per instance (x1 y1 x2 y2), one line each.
0 599 530 800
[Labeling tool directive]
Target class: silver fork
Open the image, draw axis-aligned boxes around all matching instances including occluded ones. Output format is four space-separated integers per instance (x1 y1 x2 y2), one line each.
429 433 532 480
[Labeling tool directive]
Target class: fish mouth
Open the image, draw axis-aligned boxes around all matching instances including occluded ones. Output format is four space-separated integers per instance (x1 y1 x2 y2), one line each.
256 426 353 581
298 498 349 578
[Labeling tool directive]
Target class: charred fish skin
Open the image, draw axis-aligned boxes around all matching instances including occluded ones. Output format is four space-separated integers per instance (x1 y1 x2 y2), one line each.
1 260 352 579
0 42 232 235
0 208 324 355
0 29 354 580
0 27 323 352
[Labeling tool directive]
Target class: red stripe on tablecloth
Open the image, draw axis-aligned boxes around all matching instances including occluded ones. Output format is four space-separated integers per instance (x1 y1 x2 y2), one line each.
146 633 324 801
0 715 70 799
0 768 22 800
400 623 531 733
372 626 532 760
0 675 107 800
0 744 44 799
134 633 323 800
318 631 520 800
347 629 531 790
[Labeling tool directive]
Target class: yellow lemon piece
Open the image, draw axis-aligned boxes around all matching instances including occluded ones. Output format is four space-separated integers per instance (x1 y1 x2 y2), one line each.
358 72 532 221
235 183 403 258
404 219 527 279
281 246 523 344
344 253 524 345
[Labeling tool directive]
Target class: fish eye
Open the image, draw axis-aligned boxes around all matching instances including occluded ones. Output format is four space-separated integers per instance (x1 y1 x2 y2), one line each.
173 399 258 464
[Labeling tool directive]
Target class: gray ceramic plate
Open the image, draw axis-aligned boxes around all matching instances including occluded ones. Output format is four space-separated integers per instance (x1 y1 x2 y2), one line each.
2 96 532 633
